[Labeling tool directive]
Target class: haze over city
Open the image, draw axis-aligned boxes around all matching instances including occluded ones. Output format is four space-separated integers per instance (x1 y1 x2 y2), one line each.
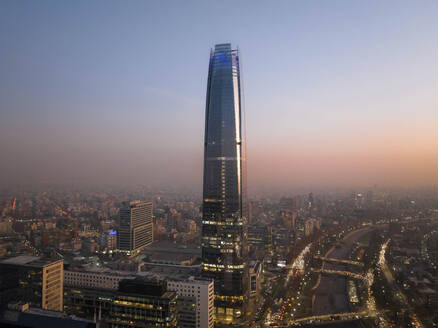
2 1 438 328
1 0 438 191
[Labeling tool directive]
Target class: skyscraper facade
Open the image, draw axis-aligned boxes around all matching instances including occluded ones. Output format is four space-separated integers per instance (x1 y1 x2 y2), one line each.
117 201 153 254
201 43 248 323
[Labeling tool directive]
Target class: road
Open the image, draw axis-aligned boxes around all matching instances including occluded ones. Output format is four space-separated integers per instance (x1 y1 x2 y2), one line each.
379 239 423 328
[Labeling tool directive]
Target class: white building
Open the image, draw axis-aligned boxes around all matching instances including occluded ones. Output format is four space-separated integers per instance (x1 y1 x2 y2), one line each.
64 270 132 290
167 277 214 328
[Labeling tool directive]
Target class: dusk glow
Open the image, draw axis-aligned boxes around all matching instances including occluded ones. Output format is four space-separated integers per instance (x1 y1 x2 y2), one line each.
1 0 438 190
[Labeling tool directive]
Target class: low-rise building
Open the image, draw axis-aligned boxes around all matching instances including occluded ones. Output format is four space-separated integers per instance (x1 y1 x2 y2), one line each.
64 278 178 327
64 268 214 328
0 302 97 328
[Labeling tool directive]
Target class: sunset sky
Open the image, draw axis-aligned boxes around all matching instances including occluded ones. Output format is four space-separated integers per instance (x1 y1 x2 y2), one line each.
1 0 438 191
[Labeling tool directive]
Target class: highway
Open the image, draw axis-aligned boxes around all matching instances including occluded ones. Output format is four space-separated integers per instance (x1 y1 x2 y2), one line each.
378 239 423 328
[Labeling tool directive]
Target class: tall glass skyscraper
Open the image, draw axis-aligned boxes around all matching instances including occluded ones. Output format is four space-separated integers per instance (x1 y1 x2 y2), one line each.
201 43 248 324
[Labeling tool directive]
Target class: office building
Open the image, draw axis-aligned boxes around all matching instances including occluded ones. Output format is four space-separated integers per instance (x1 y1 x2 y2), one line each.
64 278 178 327
273 228 293 265
106 230 117 250
167 278 214 328
177 296 197 328
201 43 248 323
248 224 272 253
0 256 63 312
117 201 153 254
65 269 214 328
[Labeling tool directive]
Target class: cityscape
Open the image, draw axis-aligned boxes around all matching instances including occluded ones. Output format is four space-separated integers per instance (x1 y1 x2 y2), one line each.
1 1 438 328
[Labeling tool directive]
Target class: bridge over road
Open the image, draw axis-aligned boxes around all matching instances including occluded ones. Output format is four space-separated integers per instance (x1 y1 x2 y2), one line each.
313 256 364 267
312 268 367 281
270 310 371 327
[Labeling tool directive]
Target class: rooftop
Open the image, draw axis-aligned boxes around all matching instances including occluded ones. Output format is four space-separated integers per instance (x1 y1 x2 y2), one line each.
65 265 212 286
0 255 39 265
0 255 62 267
0 303 95 328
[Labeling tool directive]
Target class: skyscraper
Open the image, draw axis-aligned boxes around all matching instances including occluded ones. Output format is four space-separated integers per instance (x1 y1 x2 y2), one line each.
201 43 248 324
117 201 153 254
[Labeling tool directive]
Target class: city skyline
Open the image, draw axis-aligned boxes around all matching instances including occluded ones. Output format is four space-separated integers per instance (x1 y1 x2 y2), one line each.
1 1 438 191
1 2 438 327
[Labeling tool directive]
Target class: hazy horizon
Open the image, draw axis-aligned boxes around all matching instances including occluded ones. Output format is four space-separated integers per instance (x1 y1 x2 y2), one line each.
1 1 438 191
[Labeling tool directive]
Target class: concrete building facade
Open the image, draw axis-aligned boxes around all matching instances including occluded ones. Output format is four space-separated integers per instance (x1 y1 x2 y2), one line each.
0 256 63 312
